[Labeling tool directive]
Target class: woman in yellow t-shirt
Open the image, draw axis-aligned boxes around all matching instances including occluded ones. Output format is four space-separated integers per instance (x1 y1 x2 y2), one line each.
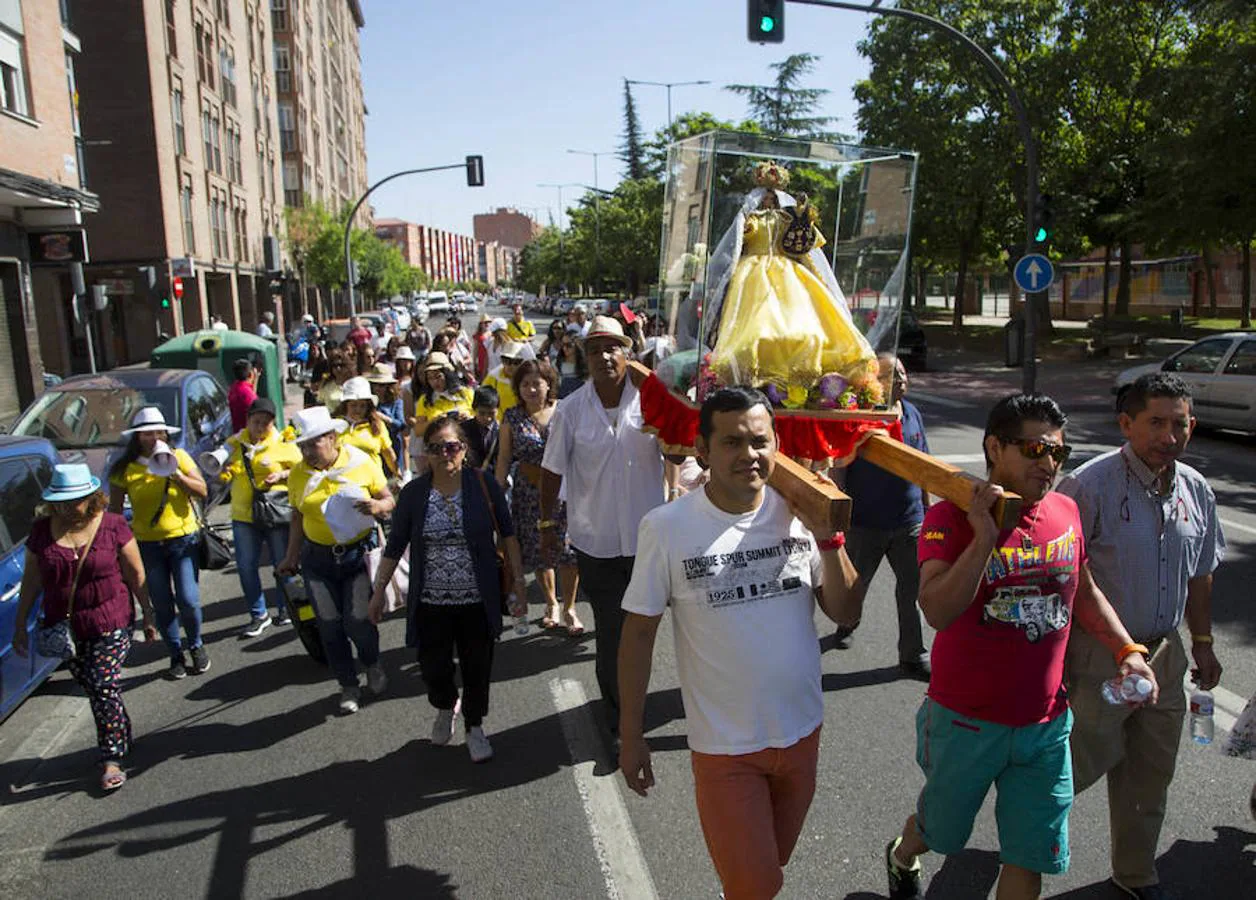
410 352 473 473
107 406 210 679
219 397 302 636
277 406 395 715
334 376 399 478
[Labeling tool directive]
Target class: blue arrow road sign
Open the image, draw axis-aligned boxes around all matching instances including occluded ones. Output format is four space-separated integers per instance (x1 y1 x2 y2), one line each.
1014 253 1055 293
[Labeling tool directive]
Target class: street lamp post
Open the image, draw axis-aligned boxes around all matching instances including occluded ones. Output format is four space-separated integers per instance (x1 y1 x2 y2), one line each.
625 78 711 133
566 149 613 290
538 182 581 295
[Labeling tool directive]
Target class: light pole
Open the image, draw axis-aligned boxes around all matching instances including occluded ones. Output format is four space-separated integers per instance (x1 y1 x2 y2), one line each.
566 149 613 290
538 182 581 294
625 78 711 133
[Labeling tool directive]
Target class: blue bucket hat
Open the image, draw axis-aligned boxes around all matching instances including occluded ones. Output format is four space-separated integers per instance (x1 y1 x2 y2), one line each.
42 463 102 503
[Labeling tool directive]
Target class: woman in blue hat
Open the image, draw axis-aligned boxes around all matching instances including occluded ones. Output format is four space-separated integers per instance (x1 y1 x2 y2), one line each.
13 463 158 792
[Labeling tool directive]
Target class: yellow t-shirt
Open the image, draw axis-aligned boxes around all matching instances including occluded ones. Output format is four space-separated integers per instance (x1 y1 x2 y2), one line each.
287 445 387 546
483 370 517 421
110 448 200 542
222 427 302 524
505 319 535 341
341 420 395 475
414 386 474 424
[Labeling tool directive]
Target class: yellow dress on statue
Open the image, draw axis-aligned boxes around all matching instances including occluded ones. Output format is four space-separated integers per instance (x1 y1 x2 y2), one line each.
710 209 874 390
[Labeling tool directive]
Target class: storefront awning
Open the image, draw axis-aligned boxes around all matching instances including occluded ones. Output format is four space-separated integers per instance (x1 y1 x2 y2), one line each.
0 166 100 214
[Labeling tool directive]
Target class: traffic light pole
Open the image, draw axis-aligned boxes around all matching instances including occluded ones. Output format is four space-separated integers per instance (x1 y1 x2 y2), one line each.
786 0 1040 392
342 162 470 319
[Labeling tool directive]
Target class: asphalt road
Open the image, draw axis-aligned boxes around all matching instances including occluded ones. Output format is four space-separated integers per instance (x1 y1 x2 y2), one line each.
0 311 1252 899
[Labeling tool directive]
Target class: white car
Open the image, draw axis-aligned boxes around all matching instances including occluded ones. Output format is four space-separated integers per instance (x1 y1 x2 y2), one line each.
1113 332 1256 432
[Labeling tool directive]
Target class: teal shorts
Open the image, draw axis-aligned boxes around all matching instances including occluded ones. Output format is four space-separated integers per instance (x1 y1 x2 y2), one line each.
914 698 1073 874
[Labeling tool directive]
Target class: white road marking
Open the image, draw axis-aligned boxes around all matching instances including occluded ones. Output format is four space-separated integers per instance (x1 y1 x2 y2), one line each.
1211 683 1248 736
550 677 659 900
0 694 88 835
1220 517 1256 538
911 391 972 410
934 453 987 465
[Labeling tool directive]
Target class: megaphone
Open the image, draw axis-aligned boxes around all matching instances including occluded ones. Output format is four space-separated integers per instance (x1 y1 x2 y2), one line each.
148 440 178 477
198 446 230 477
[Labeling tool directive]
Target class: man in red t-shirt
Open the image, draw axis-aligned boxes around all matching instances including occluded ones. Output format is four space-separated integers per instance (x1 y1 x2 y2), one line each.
346 316 371 350
227 357 258 432
884 394 1158 900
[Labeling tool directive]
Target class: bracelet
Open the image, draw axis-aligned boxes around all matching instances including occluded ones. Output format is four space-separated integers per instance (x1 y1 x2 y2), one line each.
817 532 846 553
1114 642 1150 665
1191 633 1214 645
537 519 556 530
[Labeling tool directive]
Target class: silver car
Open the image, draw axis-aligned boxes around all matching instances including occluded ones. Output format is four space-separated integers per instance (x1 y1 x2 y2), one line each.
1113 332 1256 432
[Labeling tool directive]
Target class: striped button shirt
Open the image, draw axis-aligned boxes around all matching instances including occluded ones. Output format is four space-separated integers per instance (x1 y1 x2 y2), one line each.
1057 444 1224 642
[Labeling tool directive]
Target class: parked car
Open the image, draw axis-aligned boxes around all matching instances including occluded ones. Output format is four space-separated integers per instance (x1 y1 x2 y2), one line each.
0 435 68 721
6 369 234 488
425 291 450 313
1112 332 1256 432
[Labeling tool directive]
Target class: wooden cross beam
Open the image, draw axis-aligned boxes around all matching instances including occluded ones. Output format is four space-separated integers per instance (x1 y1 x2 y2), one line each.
627 362 1022 533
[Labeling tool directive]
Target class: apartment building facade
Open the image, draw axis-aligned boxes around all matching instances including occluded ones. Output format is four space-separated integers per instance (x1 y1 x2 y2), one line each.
0 0 100 416
473 207 540 251
375 218 480 286
74 0 286 364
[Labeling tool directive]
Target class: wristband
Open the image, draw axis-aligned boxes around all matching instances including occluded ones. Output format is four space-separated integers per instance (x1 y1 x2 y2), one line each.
537 519 556 530
1114 642 1150 665
1191 633 1214 645
817 532 846 553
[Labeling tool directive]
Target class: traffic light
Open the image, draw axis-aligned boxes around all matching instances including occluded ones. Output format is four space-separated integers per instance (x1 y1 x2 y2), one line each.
161 297 171 309
748 0 785 44
466 154 484 187
1032 192 1055 244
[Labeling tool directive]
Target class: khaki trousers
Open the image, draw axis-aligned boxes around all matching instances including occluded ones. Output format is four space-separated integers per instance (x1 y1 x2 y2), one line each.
1065 629 1188 888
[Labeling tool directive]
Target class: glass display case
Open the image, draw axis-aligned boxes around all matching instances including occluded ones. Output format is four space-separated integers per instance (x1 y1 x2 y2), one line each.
655 131 917 414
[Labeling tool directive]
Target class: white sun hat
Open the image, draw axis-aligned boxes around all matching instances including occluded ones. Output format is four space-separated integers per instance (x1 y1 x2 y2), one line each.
123 406 181 435
291 406 349 443
339 376 377 405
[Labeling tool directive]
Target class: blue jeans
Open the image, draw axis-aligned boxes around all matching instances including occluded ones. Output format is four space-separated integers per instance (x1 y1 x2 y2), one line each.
139 533 203 660
232 520 292 619
302 540 380 687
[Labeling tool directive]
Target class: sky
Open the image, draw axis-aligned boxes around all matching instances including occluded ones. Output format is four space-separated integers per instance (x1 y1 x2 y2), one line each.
359 0 873 237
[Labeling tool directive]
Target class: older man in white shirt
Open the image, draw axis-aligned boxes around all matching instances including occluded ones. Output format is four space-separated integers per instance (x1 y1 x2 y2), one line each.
541 316 665 738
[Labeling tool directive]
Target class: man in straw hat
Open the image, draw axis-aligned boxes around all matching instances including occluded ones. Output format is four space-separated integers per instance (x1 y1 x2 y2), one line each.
278 406 395 715
540 315 667 746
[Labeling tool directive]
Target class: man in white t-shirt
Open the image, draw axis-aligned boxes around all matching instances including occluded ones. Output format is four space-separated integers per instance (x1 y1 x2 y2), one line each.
618 386 860 900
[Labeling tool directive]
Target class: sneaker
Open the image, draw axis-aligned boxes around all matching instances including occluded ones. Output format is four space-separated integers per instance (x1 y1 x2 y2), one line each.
886 837 922 900
366 663 387 695
466 725 494 763
831 623 857 649
189 645 211 674
273 609 292 627
339 686 361 715
1110 879 1177 900
242 614 272 638
430 699 460 746
168 655 188 680
898 658 932 681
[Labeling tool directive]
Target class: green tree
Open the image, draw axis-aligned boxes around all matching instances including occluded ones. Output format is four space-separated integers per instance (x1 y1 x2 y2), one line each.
726 53 838 139
516 227 565 295
619 79 647 181
283 199 337 313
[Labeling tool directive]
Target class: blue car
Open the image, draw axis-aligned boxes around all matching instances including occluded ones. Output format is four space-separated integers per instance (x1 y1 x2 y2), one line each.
0 436 63 721
7 369 235 498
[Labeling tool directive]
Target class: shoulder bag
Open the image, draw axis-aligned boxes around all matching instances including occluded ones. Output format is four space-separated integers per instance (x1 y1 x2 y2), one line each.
35 516 103 660
474 470 513 613
242 446 293 529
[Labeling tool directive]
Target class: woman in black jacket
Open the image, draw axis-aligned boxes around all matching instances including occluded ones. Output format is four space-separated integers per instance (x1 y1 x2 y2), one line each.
369 414 525 764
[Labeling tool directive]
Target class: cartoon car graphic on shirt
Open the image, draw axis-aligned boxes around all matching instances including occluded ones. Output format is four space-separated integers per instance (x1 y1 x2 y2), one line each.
982 586 1070 643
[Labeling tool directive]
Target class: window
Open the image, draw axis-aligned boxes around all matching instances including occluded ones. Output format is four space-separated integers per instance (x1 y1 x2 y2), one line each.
165 0 177 58
282 159 299 207
224 123 237 183
66 51 84 187
277 101 295 152
210 191 229 258
231 126 242 182
185 376 224 437
0 458 46 554
172 87 185 155
201 109 213 167
1223 341 1256 377
195 21 214 86
271 0 289 33
235 206 249 261
181 178 195 252
0 31 29 117
215 0 229 28
1168 339 1233 375
219 44 236 107
211 113 222 173
274 43 290 92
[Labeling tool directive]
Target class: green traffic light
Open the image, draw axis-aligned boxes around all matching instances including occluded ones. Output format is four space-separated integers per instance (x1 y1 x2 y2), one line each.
161 297 171 309
760 15 776 32
1034 226 1049 242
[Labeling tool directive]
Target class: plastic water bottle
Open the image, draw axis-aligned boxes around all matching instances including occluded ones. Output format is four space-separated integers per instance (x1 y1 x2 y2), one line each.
1190 686 1215 744
509 594 528 635
1101 674 1153 705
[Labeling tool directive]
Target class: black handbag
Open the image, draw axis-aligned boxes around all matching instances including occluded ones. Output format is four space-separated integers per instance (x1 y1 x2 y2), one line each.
154 474 232 570
242 448 292 529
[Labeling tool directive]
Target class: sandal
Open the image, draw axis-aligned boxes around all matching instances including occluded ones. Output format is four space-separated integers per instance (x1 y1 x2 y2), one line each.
541 603 561 630
563 610 585 637
101 764 127 792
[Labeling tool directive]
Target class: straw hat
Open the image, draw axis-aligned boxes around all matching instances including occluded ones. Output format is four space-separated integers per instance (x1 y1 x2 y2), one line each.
365 363 397 384
583 315 633 348
423 351 453 373
340 376 377 404
122 406 181 435
290 406 348 443
499 340 536 362
41 463 101 502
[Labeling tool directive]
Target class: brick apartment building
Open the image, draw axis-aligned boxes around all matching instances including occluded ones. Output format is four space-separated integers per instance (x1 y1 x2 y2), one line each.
0 0 100 415
473 206 540 250
73 0 286 364
375 218 480 285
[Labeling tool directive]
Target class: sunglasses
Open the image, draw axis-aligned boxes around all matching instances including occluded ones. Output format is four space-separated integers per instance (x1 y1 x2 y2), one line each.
1003 438 1072 464
426 440 465 457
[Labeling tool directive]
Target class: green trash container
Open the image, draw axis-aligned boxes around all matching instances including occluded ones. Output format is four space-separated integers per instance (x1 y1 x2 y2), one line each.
151 330 285 428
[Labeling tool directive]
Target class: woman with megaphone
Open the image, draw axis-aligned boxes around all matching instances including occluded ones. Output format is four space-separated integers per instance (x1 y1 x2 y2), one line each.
217 397 301 638
108 406 210 680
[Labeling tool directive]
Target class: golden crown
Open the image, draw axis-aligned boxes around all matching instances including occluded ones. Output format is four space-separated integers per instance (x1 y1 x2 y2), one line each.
753 161 790 190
